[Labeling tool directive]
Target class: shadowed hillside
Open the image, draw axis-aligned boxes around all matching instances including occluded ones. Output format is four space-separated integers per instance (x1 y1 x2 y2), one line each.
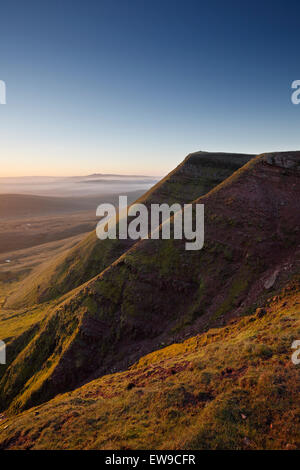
0 151 299 414
6 152 254 308
0 279 299 450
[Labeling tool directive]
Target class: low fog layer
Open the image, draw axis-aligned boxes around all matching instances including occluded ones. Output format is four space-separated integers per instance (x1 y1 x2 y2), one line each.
0 175 159 197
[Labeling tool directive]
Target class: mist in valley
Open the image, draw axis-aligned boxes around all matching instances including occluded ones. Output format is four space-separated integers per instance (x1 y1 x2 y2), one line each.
0 175 158 198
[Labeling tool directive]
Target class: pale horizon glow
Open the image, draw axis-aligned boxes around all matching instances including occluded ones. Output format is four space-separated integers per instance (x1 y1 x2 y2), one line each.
1 2 300 178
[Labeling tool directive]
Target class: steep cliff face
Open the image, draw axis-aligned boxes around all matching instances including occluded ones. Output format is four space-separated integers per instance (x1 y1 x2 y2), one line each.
1 151 299 413
6 152 254 308
138 151 253 205
262 151 300 170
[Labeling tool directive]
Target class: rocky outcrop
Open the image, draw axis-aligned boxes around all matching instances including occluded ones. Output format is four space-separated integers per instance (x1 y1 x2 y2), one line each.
263 152 300 171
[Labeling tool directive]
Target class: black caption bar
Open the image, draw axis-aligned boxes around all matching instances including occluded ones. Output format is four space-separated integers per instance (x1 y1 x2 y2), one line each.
1 450 298 467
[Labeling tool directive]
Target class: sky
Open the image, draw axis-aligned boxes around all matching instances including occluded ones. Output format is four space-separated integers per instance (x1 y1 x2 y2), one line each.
1 0 300 176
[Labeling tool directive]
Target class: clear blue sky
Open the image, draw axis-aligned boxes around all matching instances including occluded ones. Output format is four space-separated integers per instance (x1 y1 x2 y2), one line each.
1 0 300 176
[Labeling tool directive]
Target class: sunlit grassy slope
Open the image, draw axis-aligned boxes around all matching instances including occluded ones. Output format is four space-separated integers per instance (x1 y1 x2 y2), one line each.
0 282 299 450
0 152 299 416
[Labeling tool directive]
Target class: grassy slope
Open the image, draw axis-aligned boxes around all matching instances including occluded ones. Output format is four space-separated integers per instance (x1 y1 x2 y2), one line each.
0 152 299 414
6 152 254 308
0 281 299 450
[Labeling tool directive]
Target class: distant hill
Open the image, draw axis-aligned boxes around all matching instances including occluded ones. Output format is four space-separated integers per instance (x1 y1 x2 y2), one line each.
80 178 158 184
0 174 156 181
0 194 99 218
0 192 144 219
86 173 156 178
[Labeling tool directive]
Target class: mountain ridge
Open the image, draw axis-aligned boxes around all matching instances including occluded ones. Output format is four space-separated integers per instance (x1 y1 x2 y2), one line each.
6 151 254 309
1 151 299 414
